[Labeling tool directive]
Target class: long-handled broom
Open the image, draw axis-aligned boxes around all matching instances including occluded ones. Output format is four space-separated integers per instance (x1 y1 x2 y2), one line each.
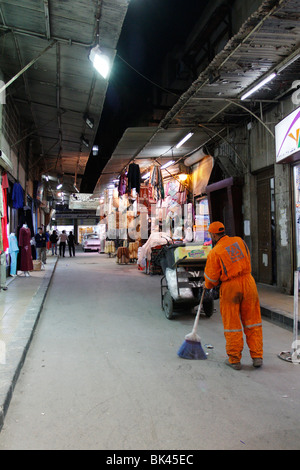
177 287 207 360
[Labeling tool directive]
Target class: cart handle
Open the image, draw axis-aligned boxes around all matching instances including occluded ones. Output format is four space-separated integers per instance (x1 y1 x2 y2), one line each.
171 255 187 269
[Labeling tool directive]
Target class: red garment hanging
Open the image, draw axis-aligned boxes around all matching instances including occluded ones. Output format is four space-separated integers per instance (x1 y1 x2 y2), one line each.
1 177 8 251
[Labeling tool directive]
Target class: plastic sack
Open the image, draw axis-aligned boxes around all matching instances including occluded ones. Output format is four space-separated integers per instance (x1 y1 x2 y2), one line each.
165 268 193 300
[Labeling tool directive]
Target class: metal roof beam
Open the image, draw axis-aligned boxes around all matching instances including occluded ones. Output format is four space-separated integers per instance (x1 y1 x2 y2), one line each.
0 24 93 47
0 40 56 95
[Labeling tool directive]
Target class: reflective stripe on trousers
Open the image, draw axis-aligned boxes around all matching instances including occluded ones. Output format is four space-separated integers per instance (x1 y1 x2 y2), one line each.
220 274 263 363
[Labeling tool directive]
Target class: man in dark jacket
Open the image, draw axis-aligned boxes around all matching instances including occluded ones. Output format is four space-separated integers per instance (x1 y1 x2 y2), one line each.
67 231 76 257
50 230 58 255
35 227 47 266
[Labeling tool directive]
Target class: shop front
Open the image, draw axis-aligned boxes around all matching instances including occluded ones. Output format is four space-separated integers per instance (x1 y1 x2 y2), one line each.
275 105 300 286
99 153 215 273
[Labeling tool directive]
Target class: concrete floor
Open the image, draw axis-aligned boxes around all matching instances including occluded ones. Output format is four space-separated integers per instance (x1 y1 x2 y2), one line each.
0 251 299 450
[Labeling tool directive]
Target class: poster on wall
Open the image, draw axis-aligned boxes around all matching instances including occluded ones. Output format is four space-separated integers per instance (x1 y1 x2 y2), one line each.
294 164 300 270
275 106 300 163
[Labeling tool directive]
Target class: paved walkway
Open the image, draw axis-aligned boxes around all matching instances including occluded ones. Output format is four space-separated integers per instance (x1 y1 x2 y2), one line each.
0 251 299 448
0 255 58 429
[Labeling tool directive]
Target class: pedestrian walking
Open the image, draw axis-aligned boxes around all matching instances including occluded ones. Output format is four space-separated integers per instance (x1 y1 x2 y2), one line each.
45 227 50 251
59 230 68 257
68 231 76 257
204 221 263 370
50 230 58 255
35 227 47 266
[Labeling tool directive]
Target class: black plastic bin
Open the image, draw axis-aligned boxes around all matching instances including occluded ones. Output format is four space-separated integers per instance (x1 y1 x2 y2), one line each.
159 243 217 320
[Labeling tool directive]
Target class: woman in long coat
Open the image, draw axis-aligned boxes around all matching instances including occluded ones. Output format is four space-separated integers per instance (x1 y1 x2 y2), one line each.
19 225 33 272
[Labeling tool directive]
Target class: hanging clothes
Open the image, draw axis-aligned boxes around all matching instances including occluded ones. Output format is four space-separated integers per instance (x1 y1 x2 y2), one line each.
12 182 24 209
127 163 141 194
8 233 19 276
177 182 187 205
150 165 164 201
1 172 9 252
118 173 127 196
18 206 34 237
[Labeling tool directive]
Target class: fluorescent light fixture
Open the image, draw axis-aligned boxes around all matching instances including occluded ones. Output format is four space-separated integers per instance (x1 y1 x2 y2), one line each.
56 183 62 190
89 45 111 79
161 160 175 169
83 113 94 129
176 132 194 149
142 172 150 180
241 72 277 101
81 135 89 148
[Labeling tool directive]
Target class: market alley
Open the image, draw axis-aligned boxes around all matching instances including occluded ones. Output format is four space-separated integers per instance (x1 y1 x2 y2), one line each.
0 250 300 450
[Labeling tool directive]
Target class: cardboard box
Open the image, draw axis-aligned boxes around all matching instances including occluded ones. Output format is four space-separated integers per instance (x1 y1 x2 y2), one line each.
174 244 211 262
32 260 42 271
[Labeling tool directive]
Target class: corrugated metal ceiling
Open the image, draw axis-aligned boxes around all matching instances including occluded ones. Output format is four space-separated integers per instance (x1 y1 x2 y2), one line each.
94 0 300 196
0 0 129 194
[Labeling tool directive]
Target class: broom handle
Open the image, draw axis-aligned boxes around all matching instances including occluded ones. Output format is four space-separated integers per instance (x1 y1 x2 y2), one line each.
191 287 206 335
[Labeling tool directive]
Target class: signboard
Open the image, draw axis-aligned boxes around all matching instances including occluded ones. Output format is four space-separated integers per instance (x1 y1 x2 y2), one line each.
69 193 99 210
275 106 300 163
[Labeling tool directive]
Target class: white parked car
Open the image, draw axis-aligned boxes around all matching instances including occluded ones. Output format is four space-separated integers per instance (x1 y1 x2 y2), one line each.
82 233 101 252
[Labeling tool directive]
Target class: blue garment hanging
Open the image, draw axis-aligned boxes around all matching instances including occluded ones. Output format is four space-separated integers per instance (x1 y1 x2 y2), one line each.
12 182 24 209
8 233 19 276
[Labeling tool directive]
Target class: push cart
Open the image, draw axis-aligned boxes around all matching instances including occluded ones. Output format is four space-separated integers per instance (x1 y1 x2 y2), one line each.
159 242 217 320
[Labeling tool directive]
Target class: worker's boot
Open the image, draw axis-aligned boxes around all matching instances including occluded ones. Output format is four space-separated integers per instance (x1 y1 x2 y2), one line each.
225 359 242 370
252 358 263 368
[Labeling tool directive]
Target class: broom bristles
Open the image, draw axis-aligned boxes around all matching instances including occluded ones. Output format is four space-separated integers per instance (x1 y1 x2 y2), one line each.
177 287 207 360
177 339 207 360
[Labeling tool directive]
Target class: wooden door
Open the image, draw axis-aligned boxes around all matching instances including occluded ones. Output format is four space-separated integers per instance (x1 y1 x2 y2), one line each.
257 170 274 284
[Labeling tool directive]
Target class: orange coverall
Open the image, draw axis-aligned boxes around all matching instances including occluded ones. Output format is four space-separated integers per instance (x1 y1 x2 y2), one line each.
204 235 263 364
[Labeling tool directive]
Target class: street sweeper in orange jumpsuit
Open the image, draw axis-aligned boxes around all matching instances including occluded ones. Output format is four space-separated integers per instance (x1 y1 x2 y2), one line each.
204 221 263 370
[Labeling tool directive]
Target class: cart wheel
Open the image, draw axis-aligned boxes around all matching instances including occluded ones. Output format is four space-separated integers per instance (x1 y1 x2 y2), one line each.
203 299 214 318
163 290 174 320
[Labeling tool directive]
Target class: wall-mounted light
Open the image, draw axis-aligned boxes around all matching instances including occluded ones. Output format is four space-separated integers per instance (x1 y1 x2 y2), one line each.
178 173 188 181
241 72 277 101
81 135 89 148
89 45 111 79
176 132 194 149
83 113 94 129
92 145 99 156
